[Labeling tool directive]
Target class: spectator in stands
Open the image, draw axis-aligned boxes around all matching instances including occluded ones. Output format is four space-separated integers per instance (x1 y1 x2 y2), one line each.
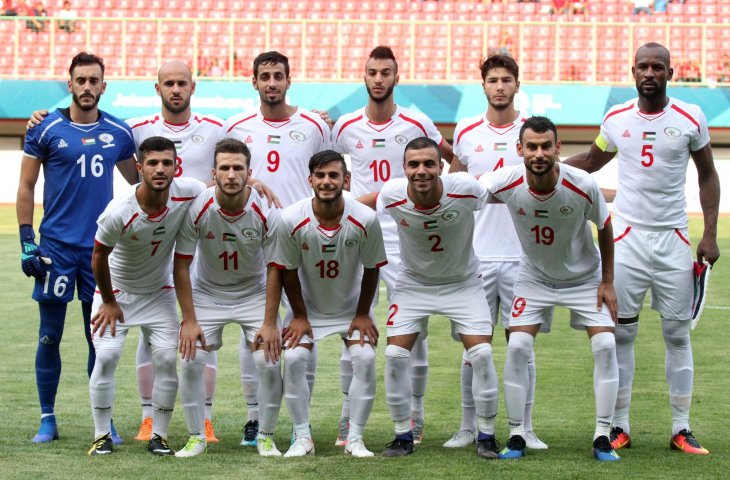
543 0 571 15
572 1 586 15
632 0 653 16
717 54 730 83
206 57 225 77
2 0 17 16
17 0 45 32
57 0 76 33
654 0 667 13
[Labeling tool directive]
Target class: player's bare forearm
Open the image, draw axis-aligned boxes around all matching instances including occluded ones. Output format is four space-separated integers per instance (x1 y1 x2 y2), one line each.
91 243 116 303
692 144 721 264
248 177 282 208
356 267 379 317
16 156 41 226
257 264 283 362
440 139 455 164
564 143 614 173
282 268 307 318
448 155 468 173
117 157 139 185
173 255 196 322
597 221 618 322
356 192 378 210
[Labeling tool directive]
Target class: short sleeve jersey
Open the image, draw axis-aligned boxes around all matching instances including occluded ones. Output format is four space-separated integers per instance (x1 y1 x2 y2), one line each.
480 164 610 283
225 107 331 207
271 196 387 319
597 97 710 229
95 177 206 293
331 105 444 197
127 112 226 182
453 114 525 261
23 108 136 246
175 186 276 301
376 172 486 285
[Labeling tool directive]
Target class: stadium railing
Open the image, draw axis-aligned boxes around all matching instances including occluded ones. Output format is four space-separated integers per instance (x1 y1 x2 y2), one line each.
0 15 726 85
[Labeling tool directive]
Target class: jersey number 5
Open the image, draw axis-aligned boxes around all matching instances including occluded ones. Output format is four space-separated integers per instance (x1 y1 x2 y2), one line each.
641 144 654 167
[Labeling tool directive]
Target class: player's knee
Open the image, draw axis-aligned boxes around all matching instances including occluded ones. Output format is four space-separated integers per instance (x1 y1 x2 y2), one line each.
591 331 616 353
465 342 493 363
92 348 122 376
507 331 534 355
151 347 177 374
252 348 279 369
661 319 690 347
614 321 638 345
385 344 410 360
284 346 310 375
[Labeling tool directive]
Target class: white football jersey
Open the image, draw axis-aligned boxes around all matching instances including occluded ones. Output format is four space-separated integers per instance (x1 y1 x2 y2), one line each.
175 186 276 302
597 97 710 229
454 114 525 261
225 107 331 207
127 113 226 182
376 172 486 285
332 105 443 251
271 196 387 322
480 164 610 283
95 177 206 293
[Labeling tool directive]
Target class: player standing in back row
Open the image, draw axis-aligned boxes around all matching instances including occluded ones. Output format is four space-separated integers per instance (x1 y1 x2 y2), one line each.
447 54 546 450
331 46 454 445
17 51 138 445
566 42 720 455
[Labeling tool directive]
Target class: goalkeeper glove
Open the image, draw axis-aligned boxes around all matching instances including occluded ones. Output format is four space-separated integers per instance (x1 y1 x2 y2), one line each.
20 225 51 279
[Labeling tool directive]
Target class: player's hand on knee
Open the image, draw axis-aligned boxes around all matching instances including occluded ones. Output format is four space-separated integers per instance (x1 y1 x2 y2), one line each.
598 281 618 323
91 302 124 338
26 109 48 130
282 316 312 350
255 324 282 363
349 315 379 347
179 319 205 361
19 225 51 280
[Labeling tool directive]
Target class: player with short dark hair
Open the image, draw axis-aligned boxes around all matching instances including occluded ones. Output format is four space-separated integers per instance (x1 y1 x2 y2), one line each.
265 149 386 457
330 45 455 445
480 117 620 462
87 136 205 456
566 42 720 455
17 51 138 445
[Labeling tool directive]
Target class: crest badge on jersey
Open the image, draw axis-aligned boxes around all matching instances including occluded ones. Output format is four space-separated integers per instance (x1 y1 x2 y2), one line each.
290 131 306 143
99 133 115 149
192 135 204 144
395 135 408 145
345 239 358 247
242 228 260 240
441 210 459 221
560 206 574 216
664 127 681 139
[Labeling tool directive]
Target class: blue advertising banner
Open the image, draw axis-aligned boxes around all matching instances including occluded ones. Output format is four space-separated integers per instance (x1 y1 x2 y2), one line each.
3 79 729 126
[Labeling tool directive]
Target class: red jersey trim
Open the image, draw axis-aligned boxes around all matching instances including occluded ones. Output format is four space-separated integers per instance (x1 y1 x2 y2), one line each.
251 202 268 232
346 215 368 237
602 104 634 125
94 239 112 248
456 117 484 145
494 176 524 195
398 113 428 136
147 206 169 222
614 226 631 243
385 198 408 209
291 217 311 236
95 288 120 294
268 261 287 270
194 197 215 226
300 112 325 139
171 196 196 202
335 114 364 142
674 229 691 246
446 193 478 199
196 115 223 127
670 104 701 132
603 215 612 230
129 115 160 129
174 253 194 259
561 178 593 204
375 260 388 268
121 212 140 234
226 113 257 133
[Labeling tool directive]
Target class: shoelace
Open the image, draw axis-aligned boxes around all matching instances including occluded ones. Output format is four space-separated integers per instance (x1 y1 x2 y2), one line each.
92 435 109 449
681 431 702 448
244 421 258 438
183 437 202 451
260 438 274 450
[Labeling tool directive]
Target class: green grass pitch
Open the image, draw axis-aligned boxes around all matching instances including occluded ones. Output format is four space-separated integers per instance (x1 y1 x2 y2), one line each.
0 206 728 479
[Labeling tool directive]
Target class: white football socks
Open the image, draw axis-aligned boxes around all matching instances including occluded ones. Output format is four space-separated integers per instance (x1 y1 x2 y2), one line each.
347 344 376 441
239 335 260 422
252 349 282 438
662 319 694 435
90 348 121 438
613 322 638 433
591 332 618 440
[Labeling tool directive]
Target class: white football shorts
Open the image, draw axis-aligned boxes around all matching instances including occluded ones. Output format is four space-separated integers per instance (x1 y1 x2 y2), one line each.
192 288 268 348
